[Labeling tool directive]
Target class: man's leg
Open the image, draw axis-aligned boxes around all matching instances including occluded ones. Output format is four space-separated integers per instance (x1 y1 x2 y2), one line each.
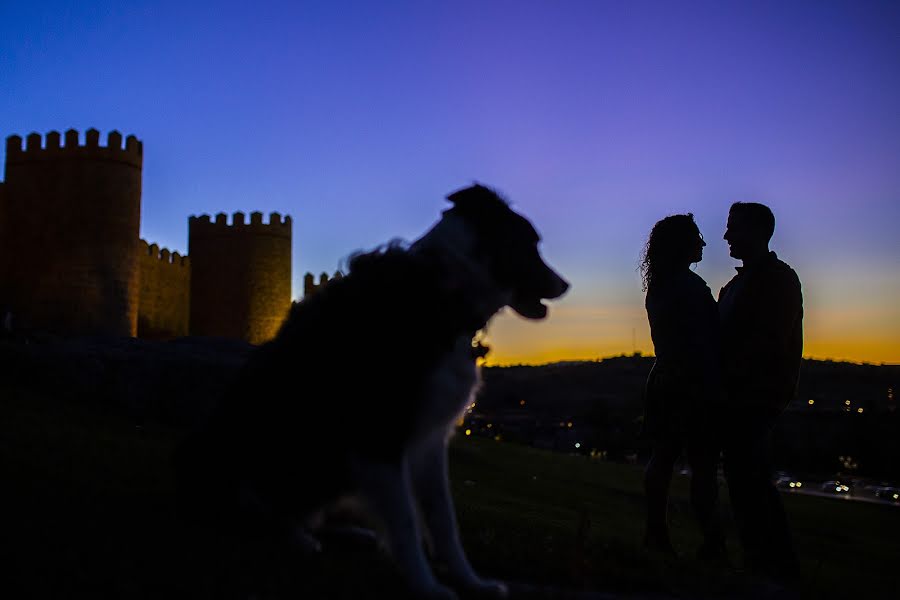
754 428 799 578
724 425 797 577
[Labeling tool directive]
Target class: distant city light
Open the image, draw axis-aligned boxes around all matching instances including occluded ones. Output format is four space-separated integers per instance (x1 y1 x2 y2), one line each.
894 493 899 500
519 400 526 406
845 400 851 405
487 423 493 428
567 421 573 428
857 408 864 414
575 442 581 449
465 429 471 436
808 399 815 405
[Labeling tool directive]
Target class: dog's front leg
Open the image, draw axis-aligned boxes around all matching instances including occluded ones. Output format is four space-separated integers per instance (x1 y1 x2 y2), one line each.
412 435 508 599
358 458 458 600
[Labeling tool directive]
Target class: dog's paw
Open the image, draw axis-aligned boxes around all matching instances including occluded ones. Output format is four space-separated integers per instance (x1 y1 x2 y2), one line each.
408 582 459 600
456 578 508 599
288 526 322 556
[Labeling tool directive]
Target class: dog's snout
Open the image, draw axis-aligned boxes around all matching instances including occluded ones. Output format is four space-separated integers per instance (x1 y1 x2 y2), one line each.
556 276 570 298
548 272 569 299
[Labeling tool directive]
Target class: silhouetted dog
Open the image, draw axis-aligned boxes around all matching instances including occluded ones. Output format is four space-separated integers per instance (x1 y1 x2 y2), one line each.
176 184 568 599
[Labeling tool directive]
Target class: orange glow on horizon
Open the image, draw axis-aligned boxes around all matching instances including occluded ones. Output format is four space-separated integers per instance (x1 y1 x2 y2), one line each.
483 341 898 367
478 297 899 367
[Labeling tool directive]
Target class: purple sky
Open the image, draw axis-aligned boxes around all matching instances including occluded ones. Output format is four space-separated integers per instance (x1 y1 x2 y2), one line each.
2 1 898 363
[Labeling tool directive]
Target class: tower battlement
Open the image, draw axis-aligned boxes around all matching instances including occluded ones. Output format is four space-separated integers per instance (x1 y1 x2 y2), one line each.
6 129 143 169
189 211 292 238
189 210 292 344
1 127 143 337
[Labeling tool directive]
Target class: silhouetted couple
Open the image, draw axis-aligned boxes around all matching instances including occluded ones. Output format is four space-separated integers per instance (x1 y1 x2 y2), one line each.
639 202 803 583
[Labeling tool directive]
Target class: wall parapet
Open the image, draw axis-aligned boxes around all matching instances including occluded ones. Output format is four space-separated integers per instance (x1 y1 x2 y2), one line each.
139 239 189 267
5 128 142 168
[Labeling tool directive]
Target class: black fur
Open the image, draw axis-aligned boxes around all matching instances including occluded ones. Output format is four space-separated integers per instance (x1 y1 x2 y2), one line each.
174 184 568 595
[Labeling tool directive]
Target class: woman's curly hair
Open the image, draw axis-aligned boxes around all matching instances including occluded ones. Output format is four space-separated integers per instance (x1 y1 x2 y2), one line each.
640 213 700 291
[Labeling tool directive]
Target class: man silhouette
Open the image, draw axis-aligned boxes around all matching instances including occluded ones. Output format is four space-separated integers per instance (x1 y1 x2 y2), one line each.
718 202 803 581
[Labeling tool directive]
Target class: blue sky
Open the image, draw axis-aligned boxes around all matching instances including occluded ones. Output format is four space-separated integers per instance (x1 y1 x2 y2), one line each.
2 0 898 363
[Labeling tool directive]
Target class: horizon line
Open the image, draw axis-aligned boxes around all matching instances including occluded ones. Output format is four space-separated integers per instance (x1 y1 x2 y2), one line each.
484 352 899 369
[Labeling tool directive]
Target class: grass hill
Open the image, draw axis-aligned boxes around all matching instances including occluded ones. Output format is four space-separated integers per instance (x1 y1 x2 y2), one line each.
3 386 898 599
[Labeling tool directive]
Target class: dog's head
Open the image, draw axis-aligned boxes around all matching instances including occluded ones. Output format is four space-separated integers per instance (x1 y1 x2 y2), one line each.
413 184 569 321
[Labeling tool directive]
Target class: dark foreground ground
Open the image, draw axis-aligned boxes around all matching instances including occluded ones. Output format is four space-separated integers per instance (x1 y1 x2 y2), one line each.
2 387 899 599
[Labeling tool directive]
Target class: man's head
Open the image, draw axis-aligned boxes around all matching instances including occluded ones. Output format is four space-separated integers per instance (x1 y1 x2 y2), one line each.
724 202 775 261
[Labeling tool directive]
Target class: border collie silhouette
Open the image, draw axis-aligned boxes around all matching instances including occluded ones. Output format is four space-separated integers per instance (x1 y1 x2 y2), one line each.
176 184 569 599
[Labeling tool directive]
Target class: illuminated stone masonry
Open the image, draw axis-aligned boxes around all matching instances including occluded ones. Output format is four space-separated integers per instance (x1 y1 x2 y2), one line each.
0 128 292 344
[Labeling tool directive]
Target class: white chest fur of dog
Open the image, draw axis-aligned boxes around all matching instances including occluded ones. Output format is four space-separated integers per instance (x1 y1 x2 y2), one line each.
356 340 492 600
414 335 480 438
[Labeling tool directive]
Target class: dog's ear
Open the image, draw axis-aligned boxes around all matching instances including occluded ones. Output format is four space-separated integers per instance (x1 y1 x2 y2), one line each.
446 184 508 211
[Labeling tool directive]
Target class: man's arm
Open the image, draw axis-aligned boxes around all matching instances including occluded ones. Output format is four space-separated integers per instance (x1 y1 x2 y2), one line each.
744 267 803 414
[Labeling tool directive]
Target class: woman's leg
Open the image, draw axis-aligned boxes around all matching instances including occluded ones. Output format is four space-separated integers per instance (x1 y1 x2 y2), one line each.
644 439 682 552
686 439 726 560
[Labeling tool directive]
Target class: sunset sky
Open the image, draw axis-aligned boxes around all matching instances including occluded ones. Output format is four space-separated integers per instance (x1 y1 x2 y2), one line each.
2 1 898 365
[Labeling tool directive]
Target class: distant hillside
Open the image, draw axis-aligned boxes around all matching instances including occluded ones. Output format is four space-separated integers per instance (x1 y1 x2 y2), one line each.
474 355 899 480
1 337 896 479
478 354 898 416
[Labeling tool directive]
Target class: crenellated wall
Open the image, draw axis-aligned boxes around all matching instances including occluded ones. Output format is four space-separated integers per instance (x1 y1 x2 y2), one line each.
138 240 190 340
1 129 143 336
303 270 343 298
189 211 292 344
1 127 294 344
0 181 5 306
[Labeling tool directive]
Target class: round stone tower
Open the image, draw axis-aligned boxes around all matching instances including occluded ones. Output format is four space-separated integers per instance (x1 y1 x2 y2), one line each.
1 129 143 336
188 211 292 344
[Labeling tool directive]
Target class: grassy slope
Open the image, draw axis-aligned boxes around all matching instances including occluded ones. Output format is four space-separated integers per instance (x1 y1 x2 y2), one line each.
2 389 898 599
451 437 900 598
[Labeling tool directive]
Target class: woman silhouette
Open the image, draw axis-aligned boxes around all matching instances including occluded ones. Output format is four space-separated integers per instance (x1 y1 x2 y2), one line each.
639 214 725 560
